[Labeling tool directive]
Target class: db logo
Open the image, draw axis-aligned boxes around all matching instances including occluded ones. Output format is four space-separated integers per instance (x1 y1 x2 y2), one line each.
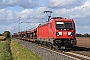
63 32 67 36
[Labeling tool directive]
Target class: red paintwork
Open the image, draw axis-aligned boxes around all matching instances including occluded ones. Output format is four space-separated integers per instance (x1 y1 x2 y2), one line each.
37 17 76 39
37 23 49 38
13 17 76 42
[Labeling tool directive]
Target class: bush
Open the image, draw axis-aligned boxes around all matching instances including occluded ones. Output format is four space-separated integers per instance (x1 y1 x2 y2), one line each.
3 31 10 38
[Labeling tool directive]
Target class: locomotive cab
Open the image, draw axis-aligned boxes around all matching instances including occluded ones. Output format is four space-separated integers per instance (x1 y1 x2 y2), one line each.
37 17 77 49
50 17 77 49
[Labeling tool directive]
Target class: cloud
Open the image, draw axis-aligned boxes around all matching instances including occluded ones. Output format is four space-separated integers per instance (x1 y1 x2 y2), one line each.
0 6 49 25
0 25 12 33
0 0 90 34
0 0 43 9
47 0 86 9
76 25 90 34
0 9 18 25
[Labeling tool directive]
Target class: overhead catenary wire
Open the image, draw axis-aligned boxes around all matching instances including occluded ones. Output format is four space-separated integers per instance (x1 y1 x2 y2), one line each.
43 0 68 12
21 0 68 23
21 1 90 31
20 0 90 24
48 0 90 18
32 0 69 24
42 0 68 21
65 4 90 16
21 17 30 23
52 0 67 8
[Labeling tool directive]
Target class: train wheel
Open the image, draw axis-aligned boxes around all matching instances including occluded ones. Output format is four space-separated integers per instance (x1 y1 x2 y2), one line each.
47 42 53 49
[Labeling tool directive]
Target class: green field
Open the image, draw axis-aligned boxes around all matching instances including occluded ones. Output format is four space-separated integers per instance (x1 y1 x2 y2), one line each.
0 39 43 60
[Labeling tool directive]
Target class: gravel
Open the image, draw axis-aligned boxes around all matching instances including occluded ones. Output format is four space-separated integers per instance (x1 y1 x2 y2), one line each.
14 39 80 60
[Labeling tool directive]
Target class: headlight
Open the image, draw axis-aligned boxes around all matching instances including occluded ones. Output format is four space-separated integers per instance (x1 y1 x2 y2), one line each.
56 32 59 36
68 32 71 35
68 32 74 36
71 32 74 36
56 32 62 36
59 32 62 35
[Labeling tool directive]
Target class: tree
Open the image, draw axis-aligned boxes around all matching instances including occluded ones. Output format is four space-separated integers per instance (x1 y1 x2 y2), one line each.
83 33 89 37
76 33 90 37
0 34 2 36
76 33 82 37
3 31 10 38
89 34 90 37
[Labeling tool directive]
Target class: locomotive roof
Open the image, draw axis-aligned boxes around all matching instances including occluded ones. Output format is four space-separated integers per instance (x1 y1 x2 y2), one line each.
38 17 74 27
51 17 64 19
50 17 74 22
51 17 73 20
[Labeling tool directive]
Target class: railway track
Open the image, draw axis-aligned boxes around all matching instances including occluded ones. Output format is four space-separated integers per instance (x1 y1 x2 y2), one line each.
63 51 90 60
14 39 90 60
38 44 90 60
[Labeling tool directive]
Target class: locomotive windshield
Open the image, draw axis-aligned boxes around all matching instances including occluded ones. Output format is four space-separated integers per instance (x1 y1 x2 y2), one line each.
56 22 73 30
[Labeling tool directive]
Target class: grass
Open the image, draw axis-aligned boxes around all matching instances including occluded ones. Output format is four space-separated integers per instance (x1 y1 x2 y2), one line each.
11 39 43 60
0 38 13 60
0 38 43 60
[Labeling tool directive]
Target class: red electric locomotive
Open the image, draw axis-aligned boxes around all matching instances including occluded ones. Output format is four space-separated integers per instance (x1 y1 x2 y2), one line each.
37 17 76 49
12 17 76 50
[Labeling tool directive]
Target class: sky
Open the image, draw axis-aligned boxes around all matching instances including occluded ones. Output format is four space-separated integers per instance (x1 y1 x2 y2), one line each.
0 0 90 34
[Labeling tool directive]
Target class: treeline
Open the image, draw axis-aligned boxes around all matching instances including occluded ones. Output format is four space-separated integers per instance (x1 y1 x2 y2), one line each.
0 31 10 38
76 33 90 37
3 31 10 38
1 31 90 37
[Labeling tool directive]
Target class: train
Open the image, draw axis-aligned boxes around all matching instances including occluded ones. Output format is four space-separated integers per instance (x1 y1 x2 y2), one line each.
12 17 77 50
